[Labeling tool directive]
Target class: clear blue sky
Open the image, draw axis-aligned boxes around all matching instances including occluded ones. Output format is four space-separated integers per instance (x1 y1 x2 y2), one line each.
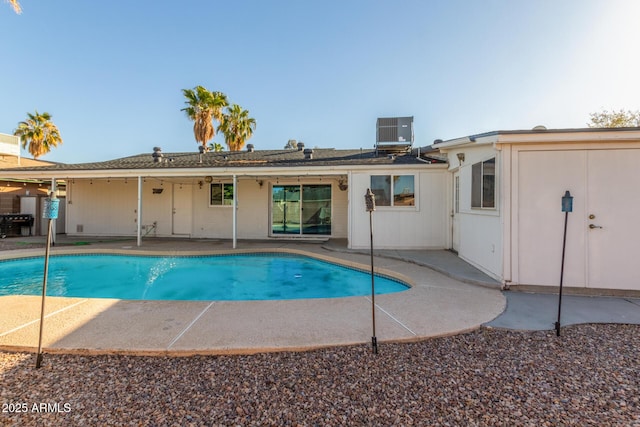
1 0 639 163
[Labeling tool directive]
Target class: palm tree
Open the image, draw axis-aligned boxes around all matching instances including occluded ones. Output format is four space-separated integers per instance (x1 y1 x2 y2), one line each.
219 104 256 151
14 111 63 158
5 0 21 13
208 142 224 152
181 86 228 151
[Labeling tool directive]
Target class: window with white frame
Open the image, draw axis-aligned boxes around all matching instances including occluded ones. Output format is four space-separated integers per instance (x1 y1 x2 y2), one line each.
471 158 495 209
210 183 234 206
370 175 415 207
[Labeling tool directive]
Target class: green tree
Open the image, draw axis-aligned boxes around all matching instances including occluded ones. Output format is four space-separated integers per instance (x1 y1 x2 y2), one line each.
181 86 228 151
5 0 21 13
208 142 224 152
219 104 256 151
588 109 640 128
14 111 63 158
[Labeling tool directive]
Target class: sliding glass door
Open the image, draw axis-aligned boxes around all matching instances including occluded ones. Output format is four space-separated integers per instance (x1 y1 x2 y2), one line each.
272 184 331 235
272 186 300 234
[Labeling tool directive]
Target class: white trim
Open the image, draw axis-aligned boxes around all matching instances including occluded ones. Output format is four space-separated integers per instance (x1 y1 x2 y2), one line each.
0 163 448 180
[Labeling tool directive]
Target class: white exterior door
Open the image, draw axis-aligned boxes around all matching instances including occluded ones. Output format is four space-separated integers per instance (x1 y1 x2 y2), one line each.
172 184 192 236
516 149 640 290
586 150 640 290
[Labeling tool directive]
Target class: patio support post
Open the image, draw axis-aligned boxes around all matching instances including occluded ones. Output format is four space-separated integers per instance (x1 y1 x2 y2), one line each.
136 176 142 247
232 174 237 249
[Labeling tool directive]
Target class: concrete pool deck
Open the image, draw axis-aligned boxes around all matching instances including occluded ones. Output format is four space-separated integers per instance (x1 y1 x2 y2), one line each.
0 237 506 355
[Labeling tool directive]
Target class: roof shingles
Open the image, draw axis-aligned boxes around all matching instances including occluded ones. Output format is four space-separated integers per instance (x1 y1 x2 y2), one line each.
1 149 431 172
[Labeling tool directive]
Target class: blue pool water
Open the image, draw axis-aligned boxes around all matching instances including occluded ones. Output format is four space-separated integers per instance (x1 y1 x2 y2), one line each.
0 254 409 301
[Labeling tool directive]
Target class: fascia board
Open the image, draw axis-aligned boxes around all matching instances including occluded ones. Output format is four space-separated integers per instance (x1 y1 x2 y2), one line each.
496 130 640 144
0 163 447 180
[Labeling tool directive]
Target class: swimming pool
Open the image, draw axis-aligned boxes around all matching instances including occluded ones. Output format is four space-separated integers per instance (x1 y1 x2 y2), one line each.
0 253 409 301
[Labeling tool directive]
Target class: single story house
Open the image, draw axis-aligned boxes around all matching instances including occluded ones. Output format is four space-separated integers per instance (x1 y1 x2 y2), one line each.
3 126 640 294
0 145 449 251
435 127 640 294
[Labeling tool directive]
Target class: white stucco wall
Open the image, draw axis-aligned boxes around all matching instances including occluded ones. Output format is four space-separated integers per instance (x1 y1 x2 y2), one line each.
348 167 449 250
447 145 503 280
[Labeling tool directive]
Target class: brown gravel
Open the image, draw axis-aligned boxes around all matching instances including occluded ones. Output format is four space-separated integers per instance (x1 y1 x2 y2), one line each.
1 324 638 426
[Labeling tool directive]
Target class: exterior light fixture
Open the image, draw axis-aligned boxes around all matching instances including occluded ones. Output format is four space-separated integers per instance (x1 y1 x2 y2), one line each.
456 152 465 163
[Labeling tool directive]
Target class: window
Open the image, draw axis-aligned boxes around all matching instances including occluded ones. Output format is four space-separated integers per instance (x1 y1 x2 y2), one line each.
271 184 331 235
471 158 495 208
210 183 234 206
370 175 415 207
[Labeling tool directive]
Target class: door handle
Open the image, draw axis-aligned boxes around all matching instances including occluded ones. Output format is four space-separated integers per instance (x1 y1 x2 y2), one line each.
589 224 603 229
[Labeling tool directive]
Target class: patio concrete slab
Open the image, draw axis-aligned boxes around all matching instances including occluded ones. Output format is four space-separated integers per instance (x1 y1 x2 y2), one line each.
0 295 87 334
170 297 417 352
0 296 112 350
52 300 213 351
485 292 640 331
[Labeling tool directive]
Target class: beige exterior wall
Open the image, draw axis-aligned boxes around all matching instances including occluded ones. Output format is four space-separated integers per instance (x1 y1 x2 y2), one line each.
446 145 503 280
348 167 449 250
65 176 349 240
67 179 139 235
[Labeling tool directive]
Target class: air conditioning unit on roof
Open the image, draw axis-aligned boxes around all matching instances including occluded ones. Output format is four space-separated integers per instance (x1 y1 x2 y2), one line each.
376 117 413 155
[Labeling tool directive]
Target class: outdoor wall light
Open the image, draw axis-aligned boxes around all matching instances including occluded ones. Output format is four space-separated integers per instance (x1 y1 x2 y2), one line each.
257 180 264 188
561 190 573 213
457 152 465 163
204 176 213 183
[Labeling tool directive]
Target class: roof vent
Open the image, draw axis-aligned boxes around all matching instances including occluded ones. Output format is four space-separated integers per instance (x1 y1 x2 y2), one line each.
433 139 443 145
532 125 547 131
303 148 314 159
152 147 163 163
297 142 305 151
247 143 255 152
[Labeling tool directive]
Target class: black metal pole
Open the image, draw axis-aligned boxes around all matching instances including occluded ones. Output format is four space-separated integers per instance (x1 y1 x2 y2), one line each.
36 218 53 368
369 210 377 354
555 210 569 337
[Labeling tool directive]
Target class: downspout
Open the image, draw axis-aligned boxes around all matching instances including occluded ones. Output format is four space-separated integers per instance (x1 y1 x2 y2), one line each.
232 174 237 249
137 176 142 247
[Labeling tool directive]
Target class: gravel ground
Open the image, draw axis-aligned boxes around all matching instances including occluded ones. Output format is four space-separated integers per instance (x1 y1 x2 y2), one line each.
1 324 638 426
